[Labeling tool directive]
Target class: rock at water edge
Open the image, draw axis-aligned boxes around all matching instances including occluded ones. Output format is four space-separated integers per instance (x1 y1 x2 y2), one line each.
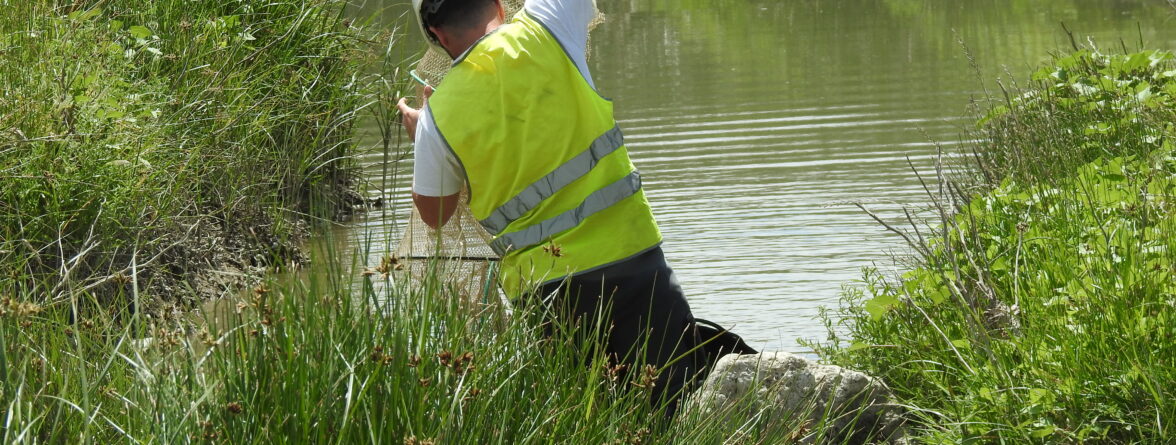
688 351 907 444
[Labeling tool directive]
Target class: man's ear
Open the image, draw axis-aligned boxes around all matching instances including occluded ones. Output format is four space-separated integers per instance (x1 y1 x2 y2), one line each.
429 26 452 52
494 0 505 22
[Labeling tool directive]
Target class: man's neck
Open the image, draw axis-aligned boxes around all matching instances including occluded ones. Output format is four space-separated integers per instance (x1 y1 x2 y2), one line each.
447 17 504 59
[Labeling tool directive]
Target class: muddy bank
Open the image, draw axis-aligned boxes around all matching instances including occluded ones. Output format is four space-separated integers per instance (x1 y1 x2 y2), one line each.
139 177 374 316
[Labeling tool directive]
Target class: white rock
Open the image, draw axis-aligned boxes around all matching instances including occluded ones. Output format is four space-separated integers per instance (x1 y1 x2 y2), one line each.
689 352 906 444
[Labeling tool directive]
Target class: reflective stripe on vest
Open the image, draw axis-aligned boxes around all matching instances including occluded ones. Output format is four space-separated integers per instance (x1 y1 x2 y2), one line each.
426 12 662 295
479 124 624 236
489 170 641 255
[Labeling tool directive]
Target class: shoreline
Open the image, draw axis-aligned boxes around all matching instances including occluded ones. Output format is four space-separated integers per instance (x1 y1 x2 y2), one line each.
3 2 1173 442
0 0 380 317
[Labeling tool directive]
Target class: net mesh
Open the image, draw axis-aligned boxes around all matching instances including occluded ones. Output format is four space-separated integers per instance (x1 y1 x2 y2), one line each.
393 189 499 306
396 1 603 304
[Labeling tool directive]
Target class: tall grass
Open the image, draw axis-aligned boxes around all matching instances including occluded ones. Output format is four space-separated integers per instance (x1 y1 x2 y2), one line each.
0 2 860 442
1 232 853 443
0 0 369 313
813 46 1176 443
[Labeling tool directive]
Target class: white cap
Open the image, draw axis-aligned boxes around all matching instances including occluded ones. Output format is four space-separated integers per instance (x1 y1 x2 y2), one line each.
412 0 450 56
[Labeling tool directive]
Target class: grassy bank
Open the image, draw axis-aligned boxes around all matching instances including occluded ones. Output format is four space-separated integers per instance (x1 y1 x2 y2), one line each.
0 0 375 314
0 3 840 443
1 241 843 443
814 47 1176 442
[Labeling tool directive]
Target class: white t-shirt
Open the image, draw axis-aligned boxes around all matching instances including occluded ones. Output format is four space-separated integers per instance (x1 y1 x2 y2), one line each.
411 0 598 197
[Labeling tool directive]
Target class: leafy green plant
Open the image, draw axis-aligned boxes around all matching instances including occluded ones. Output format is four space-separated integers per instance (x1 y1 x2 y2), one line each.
815 47 1176 443
975 48 1176 187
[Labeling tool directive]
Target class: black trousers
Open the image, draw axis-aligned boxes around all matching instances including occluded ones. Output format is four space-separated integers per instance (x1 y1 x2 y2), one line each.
531 246 702 417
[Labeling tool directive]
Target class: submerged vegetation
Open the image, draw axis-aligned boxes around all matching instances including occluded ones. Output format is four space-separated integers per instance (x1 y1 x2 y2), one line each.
816 47 1176 442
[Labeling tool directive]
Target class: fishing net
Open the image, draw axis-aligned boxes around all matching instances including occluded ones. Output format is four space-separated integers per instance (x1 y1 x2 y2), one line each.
392 189 500 307
395 0 604 307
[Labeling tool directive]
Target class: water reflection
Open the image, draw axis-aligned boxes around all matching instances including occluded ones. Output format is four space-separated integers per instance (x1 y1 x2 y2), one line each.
345 0 1176 351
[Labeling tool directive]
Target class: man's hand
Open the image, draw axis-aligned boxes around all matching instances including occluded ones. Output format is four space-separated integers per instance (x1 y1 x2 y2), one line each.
397 85 434 142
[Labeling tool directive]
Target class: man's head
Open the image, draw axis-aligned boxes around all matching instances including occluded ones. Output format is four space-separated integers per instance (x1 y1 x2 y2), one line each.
416 0 505 59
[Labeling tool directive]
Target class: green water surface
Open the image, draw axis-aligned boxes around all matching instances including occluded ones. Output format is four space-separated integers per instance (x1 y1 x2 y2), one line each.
347 0 1176 351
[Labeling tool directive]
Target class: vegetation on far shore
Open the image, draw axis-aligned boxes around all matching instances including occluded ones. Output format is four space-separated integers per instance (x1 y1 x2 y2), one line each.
814 46 1176 443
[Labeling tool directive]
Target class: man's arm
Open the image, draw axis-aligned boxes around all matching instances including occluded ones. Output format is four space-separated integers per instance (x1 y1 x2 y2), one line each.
397 85 432 143
398 89 465 229
412 192 459 229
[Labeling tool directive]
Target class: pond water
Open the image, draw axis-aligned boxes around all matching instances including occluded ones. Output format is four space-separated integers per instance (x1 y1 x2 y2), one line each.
342 0 1176 352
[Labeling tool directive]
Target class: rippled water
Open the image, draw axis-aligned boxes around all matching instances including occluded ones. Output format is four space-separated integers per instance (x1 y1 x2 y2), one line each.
343 0 1176 352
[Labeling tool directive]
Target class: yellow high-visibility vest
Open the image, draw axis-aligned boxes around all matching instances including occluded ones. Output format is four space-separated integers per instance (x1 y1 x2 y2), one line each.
428 11 662 296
